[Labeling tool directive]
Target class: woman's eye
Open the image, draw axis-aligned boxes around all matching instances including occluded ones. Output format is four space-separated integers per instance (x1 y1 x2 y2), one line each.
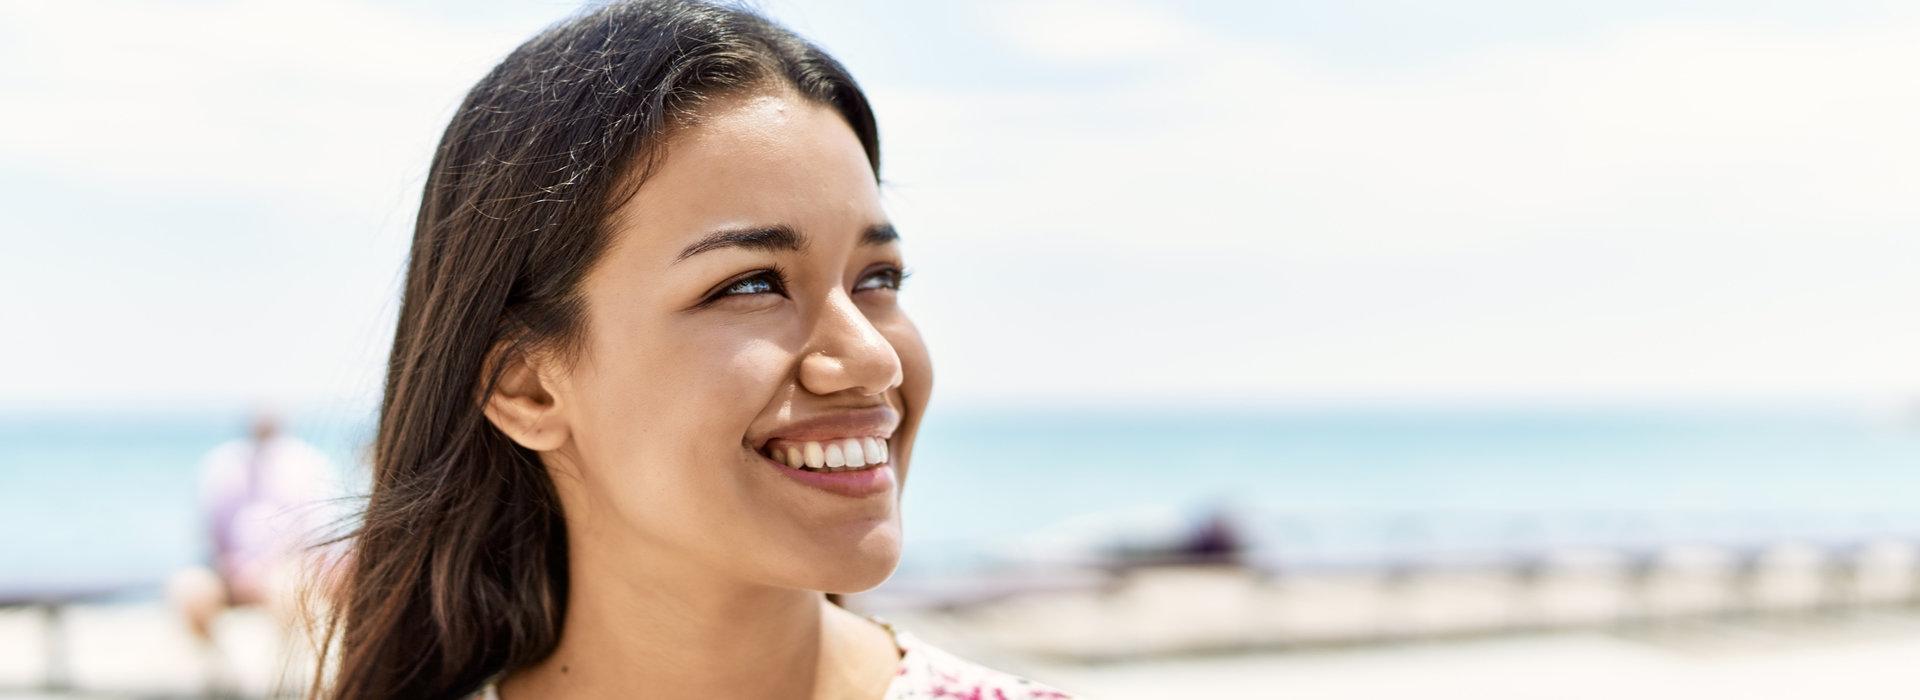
715 270 787 300
727 276 775 295
854 266 908 292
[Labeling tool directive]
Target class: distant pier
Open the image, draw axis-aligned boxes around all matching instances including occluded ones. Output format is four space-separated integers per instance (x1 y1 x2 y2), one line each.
860 511 1920 661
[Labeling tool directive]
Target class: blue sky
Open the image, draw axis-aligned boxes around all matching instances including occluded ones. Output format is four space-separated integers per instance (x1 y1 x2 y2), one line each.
3 0 1917 411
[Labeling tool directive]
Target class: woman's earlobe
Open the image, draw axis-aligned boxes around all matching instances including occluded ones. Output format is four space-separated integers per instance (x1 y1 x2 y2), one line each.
481 352 571 452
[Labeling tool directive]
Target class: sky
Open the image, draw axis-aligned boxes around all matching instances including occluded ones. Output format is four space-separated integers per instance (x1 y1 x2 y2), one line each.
2 0 1917 412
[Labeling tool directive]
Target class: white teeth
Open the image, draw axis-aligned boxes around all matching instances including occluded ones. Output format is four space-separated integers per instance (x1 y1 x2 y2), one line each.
765 437 892 472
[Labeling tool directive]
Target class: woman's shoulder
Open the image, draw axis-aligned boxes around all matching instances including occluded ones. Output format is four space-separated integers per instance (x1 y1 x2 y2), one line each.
872 616 1080 700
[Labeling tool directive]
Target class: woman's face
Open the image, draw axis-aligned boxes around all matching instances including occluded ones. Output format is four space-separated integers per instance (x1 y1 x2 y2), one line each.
536 89 931 594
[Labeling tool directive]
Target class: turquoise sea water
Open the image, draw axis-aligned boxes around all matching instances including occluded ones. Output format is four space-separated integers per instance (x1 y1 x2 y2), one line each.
5 403 1920 592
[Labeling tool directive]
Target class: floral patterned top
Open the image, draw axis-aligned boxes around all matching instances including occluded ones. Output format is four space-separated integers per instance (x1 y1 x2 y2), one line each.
472 615 1079 699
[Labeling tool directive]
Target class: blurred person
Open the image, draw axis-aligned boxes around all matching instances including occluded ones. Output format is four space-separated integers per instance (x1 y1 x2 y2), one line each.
166 409 334 645
1182 508 1245 567
316 2 1078 700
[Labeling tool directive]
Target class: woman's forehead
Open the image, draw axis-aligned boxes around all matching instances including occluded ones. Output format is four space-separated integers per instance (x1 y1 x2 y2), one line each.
604 91 885 265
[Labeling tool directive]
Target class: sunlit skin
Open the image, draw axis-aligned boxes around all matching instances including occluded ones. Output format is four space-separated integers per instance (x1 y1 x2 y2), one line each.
481 88 933 699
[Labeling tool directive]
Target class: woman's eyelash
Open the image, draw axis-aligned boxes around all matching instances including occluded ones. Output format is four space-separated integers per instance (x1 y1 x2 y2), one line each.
707 264 912 305
855 265 912 292
711 268 791 302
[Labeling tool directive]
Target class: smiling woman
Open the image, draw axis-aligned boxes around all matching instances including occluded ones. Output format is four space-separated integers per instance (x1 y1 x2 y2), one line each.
312 1 1075 700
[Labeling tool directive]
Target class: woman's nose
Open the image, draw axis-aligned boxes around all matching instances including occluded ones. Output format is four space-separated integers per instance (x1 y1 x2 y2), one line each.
799 290 903 398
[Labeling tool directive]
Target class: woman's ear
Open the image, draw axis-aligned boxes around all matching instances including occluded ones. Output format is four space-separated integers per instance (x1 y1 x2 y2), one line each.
481 346 571 452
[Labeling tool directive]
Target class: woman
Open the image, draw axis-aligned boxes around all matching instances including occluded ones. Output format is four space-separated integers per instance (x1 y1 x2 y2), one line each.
316 2 1078 699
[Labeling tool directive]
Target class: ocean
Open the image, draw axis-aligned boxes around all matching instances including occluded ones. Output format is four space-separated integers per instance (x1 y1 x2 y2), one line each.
6 402 1920 593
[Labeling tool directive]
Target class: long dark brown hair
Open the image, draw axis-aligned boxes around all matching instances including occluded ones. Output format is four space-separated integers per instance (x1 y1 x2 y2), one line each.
315 3 879 698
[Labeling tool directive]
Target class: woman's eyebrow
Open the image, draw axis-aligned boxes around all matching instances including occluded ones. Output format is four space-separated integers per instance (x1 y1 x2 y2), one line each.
674 225 806 263
861 223 899 246
674 223 899 264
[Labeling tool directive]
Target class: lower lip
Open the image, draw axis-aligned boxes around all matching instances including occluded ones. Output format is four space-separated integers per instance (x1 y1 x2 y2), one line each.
759 451 896 498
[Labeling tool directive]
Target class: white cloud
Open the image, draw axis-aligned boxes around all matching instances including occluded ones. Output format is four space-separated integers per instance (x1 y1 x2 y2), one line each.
0 1 545 406
989 0 1205 63
876 12 1920 402
0 1 524 207
5 2 1917 406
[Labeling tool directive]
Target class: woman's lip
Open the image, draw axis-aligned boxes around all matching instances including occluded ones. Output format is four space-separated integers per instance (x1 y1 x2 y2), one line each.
757 450 895 498
750 406 899 451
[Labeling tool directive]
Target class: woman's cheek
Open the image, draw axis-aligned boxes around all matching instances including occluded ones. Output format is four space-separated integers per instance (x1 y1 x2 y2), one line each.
721 334 807 400
881 315 933 469
676 314 792 392
892 320 932 411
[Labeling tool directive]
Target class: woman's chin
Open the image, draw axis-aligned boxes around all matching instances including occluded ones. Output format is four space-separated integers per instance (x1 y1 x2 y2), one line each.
816 565 898 595
792 528 902 594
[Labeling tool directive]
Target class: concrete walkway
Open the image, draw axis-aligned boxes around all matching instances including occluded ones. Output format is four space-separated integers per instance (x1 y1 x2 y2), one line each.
7 600 1920 699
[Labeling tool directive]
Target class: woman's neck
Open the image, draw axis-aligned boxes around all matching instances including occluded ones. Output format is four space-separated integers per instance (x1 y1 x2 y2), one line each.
497 550 898 700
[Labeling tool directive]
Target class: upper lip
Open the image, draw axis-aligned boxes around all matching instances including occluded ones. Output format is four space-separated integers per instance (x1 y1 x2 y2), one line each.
751 406 900 451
